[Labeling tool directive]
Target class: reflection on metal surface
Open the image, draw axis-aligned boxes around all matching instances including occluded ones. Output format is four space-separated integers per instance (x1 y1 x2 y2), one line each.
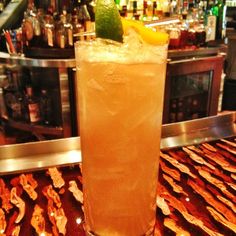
0 112 235 175
161 112 236 150
0 137 81 175
0 52 76 68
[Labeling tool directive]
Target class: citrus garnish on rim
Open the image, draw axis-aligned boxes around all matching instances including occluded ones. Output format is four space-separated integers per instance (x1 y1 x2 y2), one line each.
95 0 124 43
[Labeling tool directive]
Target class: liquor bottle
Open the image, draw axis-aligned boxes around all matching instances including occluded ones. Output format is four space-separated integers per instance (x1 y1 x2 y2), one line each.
195 23 206 47
56 14 69 48
72 14 85 42
188 0 196 10
169 26 181 49
40 89 53 125
155 0 163 19
131 1 140 20
22 0 44 47
120 5 128 17
25 86 41 124
21 3 35 47
204 0 217 41
78 4 93 39
152 1 158 20
211 0 227 40
31 10 43 47
2 67 26 121
63 13 74 47
162 0 171 17
3 67 18 119
141 0 148 21
42 14 55 47
179 13 189 48
170 0 177 16
181 0 189 20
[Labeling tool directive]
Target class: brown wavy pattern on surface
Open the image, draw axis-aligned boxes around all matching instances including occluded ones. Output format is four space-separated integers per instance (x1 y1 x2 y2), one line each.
220 139 236 148
160 160 181 182
162 174 188 196
196 168 236 203
160 152 196 179
201 142 236 163
164 217 191 236
199 146 236 174
207 206 236 234
158 184 224 236
187 180 236 224
216 142 236 155
182 147 215 170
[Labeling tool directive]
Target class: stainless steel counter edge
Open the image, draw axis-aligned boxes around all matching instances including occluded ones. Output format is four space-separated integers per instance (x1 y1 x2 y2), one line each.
0 46 222 68
161 111 236 149
0 112 235 175
0 52 76 68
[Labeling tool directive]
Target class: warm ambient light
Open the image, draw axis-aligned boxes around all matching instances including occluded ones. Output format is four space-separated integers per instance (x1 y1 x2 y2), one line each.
76 217 83 225
185 197 190 202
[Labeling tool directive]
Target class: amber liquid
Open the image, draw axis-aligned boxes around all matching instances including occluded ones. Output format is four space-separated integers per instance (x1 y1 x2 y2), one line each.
76 59 166 235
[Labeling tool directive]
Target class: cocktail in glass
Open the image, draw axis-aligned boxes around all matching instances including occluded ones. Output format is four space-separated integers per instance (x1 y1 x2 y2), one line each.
75 34 168 235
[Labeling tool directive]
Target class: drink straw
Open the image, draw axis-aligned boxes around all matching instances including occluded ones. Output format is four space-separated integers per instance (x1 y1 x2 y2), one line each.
3 29 16 54
73 31 96 37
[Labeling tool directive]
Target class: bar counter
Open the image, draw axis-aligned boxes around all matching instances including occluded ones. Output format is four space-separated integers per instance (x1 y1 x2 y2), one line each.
0 112 235 235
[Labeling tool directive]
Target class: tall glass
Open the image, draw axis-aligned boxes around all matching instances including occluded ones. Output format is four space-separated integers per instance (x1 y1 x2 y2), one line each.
75 37 168 235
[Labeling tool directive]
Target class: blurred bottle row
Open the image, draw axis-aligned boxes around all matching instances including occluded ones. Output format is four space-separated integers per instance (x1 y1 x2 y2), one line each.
0 0 9 13
1 0 227 53
22 0 94 49
0 65 55 126
120 0 227 49
225 0 236 6
2 0 95 53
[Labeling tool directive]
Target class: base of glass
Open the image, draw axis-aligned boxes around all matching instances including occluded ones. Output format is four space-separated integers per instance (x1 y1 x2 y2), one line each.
84 220 156 236
85 228 155 236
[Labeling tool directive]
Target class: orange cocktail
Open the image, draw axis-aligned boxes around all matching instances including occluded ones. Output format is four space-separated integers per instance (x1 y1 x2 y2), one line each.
75 34 168 235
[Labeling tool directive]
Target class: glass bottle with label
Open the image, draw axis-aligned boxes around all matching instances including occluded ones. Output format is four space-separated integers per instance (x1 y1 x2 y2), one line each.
43 14 55 47
162 0 171 17
152 1 159 20
55 14 67 48
204 0 217 41
21 1 39 47
25 86 41 124
211 0 227 40
131 1 140 20
72 14 85 42
63 14 74 47
120 5 127 17
31 11 42 46
141 0 148 21
156 0 163 19
3 67 18 119
2 67 28 121
78 4 93 39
